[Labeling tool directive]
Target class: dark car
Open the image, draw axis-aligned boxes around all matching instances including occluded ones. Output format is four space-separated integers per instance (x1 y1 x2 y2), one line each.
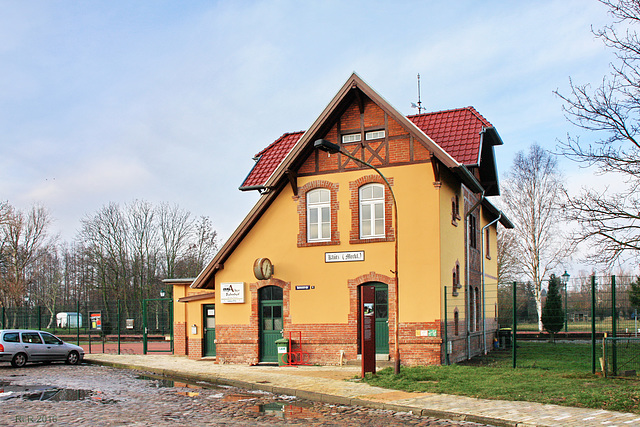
0 329 84 367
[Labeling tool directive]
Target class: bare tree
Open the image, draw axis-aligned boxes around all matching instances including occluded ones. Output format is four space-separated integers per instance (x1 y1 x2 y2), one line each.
555 0 640 266
0 204 54 307
500 144 573 331
497 229 520 284
29 245 63 327
157 202 192 279
79 202 131 303
128 200 160 300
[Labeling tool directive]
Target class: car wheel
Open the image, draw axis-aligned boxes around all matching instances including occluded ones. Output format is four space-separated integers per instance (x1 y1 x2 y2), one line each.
11 353 27 368
65 351 79 365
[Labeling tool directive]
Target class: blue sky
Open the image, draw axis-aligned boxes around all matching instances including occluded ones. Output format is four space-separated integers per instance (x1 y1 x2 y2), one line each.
0 1 617 254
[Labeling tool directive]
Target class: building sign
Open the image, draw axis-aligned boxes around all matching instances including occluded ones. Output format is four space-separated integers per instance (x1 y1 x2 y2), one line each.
221 282 245 304
325 251 364 263
416 329 438 337
295 285 315 290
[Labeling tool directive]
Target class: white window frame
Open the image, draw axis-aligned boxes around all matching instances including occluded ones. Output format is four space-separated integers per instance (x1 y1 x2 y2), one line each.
365 130 385 140
359 183 385 239
342 133 362 143
307 189 331 242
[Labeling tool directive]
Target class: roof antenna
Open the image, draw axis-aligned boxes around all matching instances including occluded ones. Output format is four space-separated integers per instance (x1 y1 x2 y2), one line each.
411 73 425 114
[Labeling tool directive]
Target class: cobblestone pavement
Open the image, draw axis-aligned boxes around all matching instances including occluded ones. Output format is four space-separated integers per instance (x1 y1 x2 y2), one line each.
0 363 488 426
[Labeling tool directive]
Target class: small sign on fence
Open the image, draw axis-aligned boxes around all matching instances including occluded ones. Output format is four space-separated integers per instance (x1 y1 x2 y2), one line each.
126 319 134 329
89 311 102 330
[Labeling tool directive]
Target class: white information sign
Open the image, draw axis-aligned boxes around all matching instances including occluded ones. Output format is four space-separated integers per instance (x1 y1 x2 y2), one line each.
325 251 365 263
220 282 245 303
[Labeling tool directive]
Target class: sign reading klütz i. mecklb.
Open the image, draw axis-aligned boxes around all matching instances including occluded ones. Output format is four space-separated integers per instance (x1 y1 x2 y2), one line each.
325 251 365 263
221 282 245 303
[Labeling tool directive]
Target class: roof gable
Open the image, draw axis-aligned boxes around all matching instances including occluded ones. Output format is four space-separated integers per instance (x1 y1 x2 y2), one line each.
240 105 503 191
191 73 490 289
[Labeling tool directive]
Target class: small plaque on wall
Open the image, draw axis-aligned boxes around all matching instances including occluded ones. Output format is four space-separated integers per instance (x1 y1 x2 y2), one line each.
325 251 364 263
220 282 245 303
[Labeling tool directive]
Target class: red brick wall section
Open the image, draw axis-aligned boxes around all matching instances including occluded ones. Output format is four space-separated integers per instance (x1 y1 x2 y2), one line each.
174 322 187 356
187 337 202 360
363 101 384 128
213 272 457 366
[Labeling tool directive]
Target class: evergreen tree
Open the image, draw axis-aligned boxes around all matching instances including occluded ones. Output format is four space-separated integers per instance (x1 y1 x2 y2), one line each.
629 277 640 311
542 274 564 342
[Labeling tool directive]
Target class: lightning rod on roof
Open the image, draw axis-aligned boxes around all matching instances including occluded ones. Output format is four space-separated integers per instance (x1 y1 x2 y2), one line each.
410 73 425 114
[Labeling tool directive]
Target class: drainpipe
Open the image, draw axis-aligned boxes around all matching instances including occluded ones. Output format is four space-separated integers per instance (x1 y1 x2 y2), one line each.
465 190 484 360
482 212 502 355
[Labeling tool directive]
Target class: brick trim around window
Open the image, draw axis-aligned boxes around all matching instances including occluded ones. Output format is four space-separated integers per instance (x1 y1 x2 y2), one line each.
349 175 395 244
295 180 340 247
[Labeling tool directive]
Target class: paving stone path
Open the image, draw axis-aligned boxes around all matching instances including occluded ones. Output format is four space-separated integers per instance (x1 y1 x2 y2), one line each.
0 363 488 426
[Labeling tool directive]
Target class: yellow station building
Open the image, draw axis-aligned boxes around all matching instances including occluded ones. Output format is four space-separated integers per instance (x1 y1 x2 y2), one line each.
171 74 512 366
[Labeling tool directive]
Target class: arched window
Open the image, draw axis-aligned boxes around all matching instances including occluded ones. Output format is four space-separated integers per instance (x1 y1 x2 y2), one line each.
307 188 331 242
359 184 385 239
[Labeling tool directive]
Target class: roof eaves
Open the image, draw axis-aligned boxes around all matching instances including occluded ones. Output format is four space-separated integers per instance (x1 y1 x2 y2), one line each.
239 155 263 191
482 198 514 229
190 190 280 289
454 165 484 194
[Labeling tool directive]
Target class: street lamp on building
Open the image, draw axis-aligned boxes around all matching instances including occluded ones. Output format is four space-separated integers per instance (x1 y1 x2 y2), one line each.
314 139 401 375
561 271 570 333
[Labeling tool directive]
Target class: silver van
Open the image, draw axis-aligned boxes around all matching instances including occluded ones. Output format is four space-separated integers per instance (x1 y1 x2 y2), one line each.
0 329 84 367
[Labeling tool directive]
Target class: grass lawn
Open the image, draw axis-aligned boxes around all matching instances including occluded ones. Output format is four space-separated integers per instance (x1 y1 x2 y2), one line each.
362 342 640 414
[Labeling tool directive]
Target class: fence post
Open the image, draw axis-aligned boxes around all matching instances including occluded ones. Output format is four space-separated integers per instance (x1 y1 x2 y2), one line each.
444 286 449 365
76 300 80 346
512 281 517 369
117 300 121 355
611 275 617 376
591 275 596 374
37 306 42 331
143 299 147 355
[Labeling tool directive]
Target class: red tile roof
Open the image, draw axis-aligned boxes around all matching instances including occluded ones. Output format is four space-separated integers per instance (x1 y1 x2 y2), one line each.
240 107 492 189
240 131 304 189
408 106 492 166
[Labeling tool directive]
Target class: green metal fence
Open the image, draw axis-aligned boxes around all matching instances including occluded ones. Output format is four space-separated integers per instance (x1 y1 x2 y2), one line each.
497 275 640 375
0 299 173 355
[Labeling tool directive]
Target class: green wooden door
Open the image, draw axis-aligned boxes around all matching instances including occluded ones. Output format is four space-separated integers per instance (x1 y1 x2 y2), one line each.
374 283 389 354
203 304 216 357
259 286 283 363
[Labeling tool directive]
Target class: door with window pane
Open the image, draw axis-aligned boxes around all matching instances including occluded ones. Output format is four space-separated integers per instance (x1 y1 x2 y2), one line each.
374 283 389 354
203 304 216 357
259 286 283 363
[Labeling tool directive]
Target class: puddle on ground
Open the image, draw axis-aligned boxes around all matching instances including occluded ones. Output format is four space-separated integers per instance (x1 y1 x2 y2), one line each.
134 373 327 420
136 374 216 398
0 385 95 402
257 401 323 420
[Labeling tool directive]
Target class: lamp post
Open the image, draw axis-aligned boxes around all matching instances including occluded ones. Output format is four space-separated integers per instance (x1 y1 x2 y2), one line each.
160 289 166 298
561 271 570 333
314 139 401 375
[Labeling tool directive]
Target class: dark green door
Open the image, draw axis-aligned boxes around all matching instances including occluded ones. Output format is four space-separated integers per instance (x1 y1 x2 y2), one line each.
203 304 216 357
259 286 283 363
374 283 389 354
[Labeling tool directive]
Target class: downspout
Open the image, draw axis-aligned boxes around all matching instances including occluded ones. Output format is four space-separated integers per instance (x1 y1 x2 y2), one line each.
481 212 502 355
465 190 484 360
